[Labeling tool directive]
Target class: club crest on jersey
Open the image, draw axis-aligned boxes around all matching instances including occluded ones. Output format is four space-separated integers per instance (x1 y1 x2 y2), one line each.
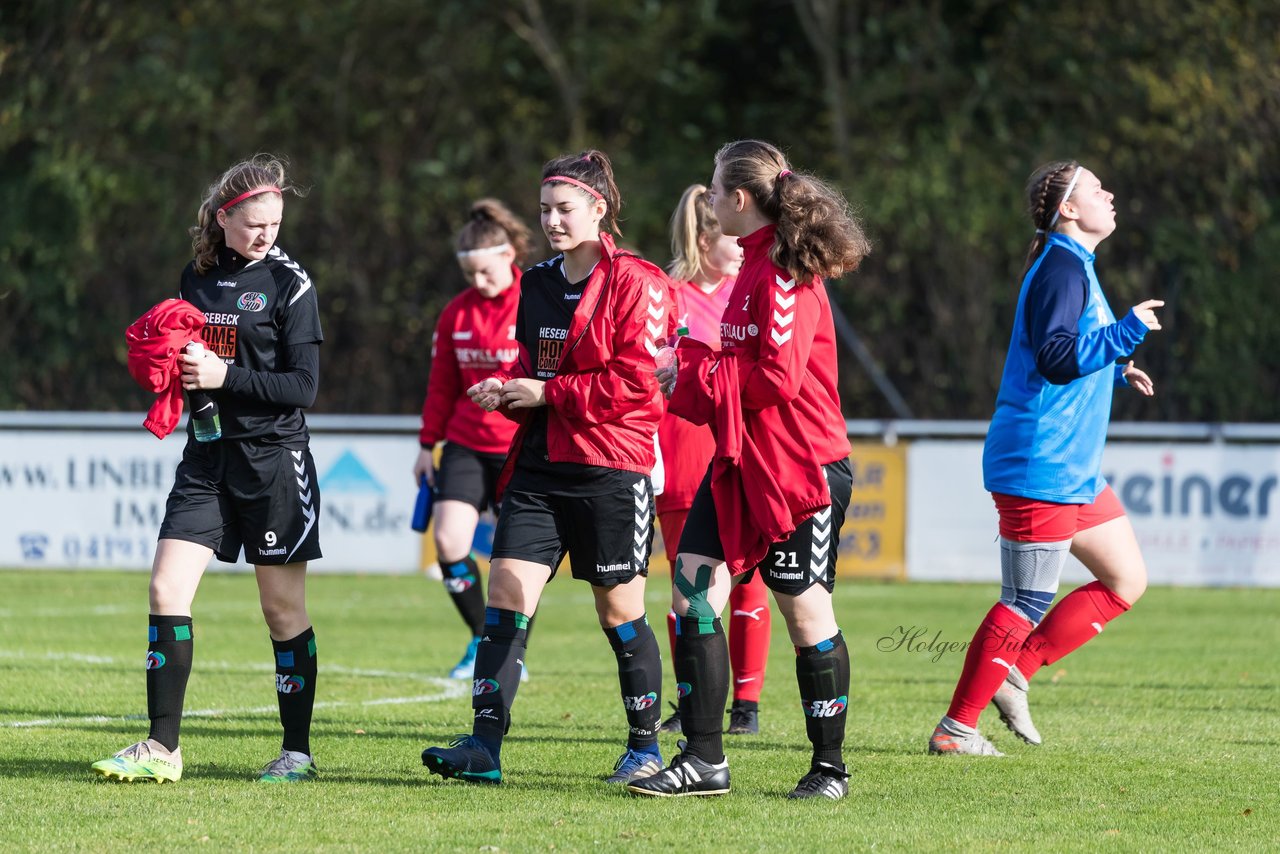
237 292 268 312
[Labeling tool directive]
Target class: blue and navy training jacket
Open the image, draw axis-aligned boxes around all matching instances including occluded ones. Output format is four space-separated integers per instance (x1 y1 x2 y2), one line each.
983 233 1149 503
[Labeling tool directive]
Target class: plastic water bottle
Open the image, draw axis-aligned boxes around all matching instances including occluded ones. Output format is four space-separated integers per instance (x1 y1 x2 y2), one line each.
185 342 222 442
654 325 689 371
411 473 434 533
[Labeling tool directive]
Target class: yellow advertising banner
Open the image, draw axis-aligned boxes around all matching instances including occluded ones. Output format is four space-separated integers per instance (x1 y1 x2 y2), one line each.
837 442 907 580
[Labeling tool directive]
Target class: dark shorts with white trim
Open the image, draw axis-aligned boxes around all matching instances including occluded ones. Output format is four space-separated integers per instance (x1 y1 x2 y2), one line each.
678 457 853 595
159 439 322 565
490 476 654 587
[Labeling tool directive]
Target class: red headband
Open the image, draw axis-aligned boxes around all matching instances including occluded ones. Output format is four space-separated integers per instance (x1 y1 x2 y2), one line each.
218 186 282 212
542 175 603 201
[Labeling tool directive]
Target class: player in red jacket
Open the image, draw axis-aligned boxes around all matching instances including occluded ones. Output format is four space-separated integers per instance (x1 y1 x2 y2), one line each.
652 184 772 738
629 140 871 801
93 155 324 784
422 150 670 787
414 199 533 681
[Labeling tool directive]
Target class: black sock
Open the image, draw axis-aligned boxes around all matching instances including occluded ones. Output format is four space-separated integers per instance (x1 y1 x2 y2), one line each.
603 615 662 752
441 555 486 637
146 615 193 752
795 632 849 767
273 627 317 755
471 607 530 757
673 615 728 763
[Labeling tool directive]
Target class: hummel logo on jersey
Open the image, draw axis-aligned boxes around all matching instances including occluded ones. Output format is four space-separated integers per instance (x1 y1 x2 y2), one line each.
217 280 237 288
452 330 473 340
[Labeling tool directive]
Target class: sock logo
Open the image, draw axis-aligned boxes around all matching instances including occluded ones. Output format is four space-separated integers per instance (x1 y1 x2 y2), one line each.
444 577 475 594
276 674 306 694
473 678 500 696
145 651 166 670
676 681 691 699
803 695 847 718
622 691 658 711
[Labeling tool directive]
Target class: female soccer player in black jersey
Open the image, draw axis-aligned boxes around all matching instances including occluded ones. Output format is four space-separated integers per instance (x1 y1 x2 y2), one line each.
93 155 324 784
421 150 671 787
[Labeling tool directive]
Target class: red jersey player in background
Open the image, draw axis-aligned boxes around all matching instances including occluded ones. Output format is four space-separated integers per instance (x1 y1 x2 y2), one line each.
629 140 870 801
653 185 772 738
414 199 533 680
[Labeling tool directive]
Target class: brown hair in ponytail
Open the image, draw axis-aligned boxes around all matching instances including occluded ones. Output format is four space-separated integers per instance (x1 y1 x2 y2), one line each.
1020 159 1081 279
189 154 298 274
713 139 870 282
456 198 534 267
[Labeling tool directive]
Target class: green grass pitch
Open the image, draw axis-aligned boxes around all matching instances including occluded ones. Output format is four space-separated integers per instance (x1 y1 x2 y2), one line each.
0 569 1275 851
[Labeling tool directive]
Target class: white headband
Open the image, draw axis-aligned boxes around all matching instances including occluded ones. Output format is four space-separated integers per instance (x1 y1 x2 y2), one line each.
456 243 512 259
1045 166 1083 231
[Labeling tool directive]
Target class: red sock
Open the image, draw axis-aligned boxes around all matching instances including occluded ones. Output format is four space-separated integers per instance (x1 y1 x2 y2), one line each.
945 602 1033 728
728 574 770 703
1016 581 1131 679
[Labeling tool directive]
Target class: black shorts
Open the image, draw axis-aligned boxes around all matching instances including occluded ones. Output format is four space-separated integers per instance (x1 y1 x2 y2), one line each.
436 442 505 511
490 478 654 587
679 457 853 595
158 440 322 565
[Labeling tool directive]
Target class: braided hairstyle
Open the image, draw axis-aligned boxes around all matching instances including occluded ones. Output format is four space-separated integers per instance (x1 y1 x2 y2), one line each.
189 154 298 274
540 149 623 236
456 198 534 267
713 140 869 282
666 184 721 283
1021 160 1081 278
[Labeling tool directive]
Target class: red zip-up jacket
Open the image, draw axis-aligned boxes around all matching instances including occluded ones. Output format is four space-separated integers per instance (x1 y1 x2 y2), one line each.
418 268 522 455
669 224 848 570
656 277 733 515
492 233 670 496
124 298 206 439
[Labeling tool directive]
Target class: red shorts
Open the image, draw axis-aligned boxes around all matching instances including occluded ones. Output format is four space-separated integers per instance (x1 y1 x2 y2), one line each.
992 485 1126 543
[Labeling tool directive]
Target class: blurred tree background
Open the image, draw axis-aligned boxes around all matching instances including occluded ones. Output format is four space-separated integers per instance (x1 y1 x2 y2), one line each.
2 0 1277 420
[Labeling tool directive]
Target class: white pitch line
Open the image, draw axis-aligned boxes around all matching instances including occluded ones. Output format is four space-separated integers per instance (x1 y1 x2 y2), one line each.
0 604 136 619
1 650 469 728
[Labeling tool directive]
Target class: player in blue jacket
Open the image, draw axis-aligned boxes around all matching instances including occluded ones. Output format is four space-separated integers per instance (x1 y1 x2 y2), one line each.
930 160 1163 755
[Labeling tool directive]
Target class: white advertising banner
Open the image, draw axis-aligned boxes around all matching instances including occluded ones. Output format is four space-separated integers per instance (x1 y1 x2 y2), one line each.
907 440 1280 587
0 431 423 573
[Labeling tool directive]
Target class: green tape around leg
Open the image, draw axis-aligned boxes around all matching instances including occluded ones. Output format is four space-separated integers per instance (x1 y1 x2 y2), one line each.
173 625 192 642
673 559 717 624
307 636 317 657
514 613 530 630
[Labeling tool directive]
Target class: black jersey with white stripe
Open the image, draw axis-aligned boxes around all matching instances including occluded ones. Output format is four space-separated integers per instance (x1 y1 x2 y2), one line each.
179 244 323 443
